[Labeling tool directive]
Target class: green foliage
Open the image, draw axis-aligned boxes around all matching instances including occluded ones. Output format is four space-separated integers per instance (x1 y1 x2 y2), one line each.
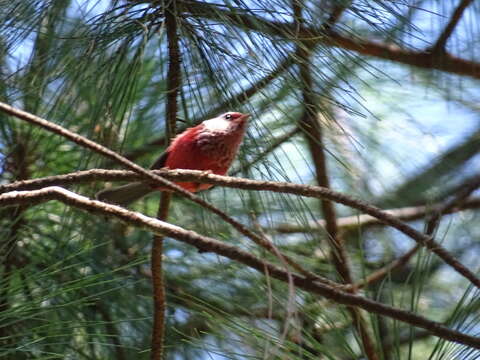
1 0 480 359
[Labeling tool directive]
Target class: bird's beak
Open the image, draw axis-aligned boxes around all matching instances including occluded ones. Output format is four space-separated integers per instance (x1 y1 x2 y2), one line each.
241 113 250 121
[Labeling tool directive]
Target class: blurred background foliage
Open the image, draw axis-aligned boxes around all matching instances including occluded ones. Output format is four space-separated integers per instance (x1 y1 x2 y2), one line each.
1 0 480 359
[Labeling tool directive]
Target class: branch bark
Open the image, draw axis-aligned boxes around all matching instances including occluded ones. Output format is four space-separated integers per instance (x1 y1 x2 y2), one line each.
177 0 480 79
1 167 480 291
150 0 181 357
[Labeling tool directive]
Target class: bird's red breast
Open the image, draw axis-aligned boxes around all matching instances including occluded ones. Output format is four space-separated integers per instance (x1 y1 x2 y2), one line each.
159 112 249 192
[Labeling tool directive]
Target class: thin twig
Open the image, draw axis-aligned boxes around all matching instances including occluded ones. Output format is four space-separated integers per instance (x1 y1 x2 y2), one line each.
1 186 480 349
425 175 480 235
275 198 480 234
354 244 421 290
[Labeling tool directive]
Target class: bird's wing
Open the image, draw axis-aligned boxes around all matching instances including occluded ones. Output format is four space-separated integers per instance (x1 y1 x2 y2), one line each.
150 150 170 169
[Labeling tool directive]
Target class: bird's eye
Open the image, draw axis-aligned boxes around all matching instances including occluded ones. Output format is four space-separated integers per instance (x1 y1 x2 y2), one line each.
225 114 232 120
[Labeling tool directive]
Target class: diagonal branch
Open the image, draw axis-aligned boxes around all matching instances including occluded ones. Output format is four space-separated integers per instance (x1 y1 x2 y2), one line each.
177 0 480 79
424 174 480 235
1 186 480 349
354 244 421 290
431 0 475 53
356 173 480 294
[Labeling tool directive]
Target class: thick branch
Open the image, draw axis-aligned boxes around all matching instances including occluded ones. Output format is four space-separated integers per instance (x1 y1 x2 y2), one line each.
6 170 480 234
2 168 480 290
178 0 480 79
150 1 181 358
1 186 480 349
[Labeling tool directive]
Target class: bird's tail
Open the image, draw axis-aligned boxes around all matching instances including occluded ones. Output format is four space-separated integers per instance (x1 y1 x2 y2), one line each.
96 182 153 207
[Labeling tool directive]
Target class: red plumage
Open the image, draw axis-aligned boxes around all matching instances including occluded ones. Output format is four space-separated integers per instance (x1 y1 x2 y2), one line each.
96 112 249 205
161 112 248 192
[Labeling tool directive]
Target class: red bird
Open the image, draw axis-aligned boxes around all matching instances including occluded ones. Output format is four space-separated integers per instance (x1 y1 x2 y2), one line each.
97 112 250 205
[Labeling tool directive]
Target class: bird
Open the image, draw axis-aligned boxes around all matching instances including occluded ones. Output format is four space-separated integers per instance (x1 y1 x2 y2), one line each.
96 112 250 206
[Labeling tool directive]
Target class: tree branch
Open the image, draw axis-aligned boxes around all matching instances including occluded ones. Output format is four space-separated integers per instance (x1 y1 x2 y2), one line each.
431 0 475 53
275 198 480 234
1 186 480 349
151 193 169 360
177 0 480 79
425 174 480 236
354 244 421 290
333 174 480 291
2 168 480 290
150 0 181 357
6 170 480 237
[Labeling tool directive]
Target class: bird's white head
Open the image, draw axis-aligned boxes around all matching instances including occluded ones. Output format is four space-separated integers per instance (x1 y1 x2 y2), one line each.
203 112 250 133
